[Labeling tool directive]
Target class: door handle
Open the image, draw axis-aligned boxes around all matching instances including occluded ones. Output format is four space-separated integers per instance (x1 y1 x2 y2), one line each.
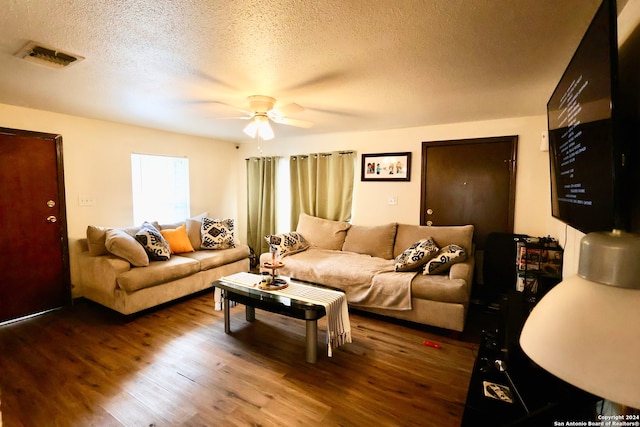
46 215 57 223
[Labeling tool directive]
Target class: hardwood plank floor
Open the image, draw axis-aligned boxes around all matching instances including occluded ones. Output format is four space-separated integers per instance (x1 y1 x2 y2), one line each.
0 293 480 427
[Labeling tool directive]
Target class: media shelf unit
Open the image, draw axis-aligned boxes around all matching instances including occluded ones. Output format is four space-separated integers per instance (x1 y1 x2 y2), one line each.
514 237 563 311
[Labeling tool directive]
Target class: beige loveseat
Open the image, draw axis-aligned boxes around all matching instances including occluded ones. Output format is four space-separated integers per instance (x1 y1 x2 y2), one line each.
260 214 475 333
77 217 250 315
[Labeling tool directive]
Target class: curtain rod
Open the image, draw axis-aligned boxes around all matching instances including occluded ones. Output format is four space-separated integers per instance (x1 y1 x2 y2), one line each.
291 150 356 160
244 156 281 161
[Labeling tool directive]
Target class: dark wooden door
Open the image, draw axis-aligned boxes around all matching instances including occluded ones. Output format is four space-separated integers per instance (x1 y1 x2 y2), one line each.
0 127 70 323
420 136 517 250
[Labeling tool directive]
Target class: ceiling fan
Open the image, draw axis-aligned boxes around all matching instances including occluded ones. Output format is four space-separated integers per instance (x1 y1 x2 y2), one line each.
231 95 313 140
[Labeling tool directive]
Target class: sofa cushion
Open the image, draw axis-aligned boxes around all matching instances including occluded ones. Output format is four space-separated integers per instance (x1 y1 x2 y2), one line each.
180 245 251 270
160 224 195 254
264 232 309 258
201 218 236 249
116 256 200 292
393 224 474 259
394 238 439 272
105 228 149 267
135 222 171 261
423 244 467 275
296 213 351 250
342 223 397 259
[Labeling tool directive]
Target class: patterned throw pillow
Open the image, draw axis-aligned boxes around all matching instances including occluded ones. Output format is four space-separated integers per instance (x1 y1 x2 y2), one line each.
423 244 467 275
201 218 236 249
264 232 309 258
395 238 440 272
135 222 171 261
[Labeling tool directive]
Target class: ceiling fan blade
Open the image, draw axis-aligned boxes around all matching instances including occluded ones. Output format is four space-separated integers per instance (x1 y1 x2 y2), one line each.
281 70 349 92
305 106 360 118
211 116 252 120
273 102 304 117
271 116 313 128
187 69 238 91
184 99 253 115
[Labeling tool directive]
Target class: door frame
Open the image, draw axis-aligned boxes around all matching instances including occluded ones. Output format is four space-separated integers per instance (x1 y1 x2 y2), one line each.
419 135 518 233
0 126 72 313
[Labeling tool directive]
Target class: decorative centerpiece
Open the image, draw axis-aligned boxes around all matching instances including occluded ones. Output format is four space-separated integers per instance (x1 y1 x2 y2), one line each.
259 249 288 290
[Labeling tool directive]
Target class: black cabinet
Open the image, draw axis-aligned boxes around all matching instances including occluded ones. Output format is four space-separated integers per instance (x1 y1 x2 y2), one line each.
461 291 599 426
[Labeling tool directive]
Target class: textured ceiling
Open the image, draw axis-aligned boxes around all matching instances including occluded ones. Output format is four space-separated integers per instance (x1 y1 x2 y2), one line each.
0 0 606 142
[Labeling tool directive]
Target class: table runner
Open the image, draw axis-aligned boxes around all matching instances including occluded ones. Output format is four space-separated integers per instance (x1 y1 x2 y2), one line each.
220 273 351 357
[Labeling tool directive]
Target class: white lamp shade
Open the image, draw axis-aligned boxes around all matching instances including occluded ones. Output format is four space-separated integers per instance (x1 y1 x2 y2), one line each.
243 119 259 138
257 117 274 140
520 274 640 409
243 116 274 140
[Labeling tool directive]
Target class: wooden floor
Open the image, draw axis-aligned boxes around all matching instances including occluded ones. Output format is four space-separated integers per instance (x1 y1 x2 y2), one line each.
0 293 480 427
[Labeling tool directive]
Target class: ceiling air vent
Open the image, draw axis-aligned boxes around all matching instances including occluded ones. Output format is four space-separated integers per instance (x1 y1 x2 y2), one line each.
15 41 84 69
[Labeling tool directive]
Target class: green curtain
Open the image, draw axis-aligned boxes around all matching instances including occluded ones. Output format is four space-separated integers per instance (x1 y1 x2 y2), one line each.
246 157 278 258
290 151 356 229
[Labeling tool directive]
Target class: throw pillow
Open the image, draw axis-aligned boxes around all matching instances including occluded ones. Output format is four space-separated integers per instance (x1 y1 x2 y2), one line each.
86 225 110 256
395 238 440 272
105 228 150 267
135 221 171 261
264 232 309 258
160 224 195 254
201 218 236 250
296 213 351 250
423 244 467 275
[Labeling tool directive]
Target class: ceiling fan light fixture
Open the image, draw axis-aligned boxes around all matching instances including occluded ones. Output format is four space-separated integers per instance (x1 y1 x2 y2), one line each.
258 117 274 140
243 119 259 138
244 115 274 140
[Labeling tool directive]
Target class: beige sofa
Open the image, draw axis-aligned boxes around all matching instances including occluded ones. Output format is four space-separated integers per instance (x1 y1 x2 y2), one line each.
260 214 475 333
77 218 250 315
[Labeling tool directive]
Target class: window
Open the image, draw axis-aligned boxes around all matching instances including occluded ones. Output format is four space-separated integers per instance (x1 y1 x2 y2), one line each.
131 153 190 225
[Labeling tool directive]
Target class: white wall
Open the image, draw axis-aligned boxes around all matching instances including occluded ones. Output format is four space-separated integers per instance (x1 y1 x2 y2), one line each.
0 103 241 297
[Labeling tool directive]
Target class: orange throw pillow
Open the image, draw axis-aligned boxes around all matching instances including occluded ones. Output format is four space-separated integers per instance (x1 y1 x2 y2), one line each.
160 224 195 254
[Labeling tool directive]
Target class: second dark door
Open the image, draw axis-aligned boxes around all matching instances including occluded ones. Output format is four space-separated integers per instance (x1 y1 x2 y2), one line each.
420 136 518 250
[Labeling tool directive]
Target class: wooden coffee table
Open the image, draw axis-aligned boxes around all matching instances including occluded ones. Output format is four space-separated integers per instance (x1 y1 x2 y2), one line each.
213 276 334 363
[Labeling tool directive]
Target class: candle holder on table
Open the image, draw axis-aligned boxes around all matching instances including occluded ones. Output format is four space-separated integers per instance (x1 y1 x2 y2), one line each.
260 251 288 290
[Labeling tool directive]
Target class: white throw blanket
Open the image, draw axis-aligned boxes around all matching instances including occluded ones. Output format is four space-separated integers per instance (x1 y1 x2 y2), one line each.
221 273 351 357
275 249 415 310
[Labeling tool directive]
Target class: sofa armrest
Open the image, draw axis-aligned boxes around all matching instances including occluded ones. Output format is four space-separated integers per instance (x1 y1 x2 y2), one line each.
78 251 131 294
449 255 475 295
449 261 472 281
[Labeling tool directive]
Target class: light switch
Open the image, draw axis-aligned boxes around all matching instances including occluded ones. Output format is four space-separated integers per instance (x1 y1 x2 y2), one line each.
79 195 96 206
388 196 398 206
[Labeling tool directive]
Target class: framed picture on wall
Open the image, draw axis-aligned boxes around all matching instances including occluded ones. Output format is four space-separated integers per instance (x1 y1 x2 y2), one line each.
361 152 411 181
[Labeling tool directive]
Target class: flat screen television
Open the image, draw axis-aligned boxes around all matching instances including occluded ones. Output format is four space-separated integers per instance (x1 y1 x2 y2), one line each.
547 0 627 234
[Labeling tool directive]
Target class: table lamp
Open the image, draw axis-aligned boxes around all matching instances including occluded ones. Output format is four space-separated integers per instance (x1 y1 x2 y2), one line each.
520 229 640 410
